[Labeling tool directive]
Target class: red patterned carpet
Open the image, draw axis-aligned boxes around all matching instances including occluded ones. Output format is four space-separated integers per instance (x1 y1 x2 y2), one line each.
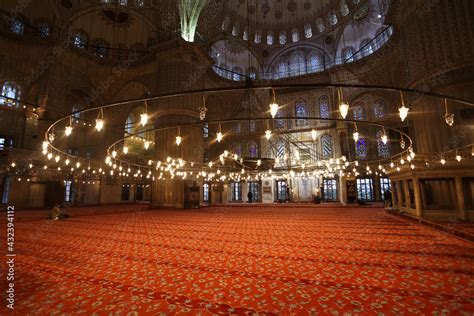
1 206 474 315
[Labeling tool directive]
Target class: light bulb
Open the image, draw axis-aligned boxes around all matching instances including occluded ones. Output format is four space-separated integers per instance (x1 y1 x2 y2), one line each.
76 162 80 168
339 102 349 119
456 155 461 162
11 162 16 167
65 158 70 166
269 102 279 118
65 126 73 136
400 139 406 149
216 132 223 142
311 129 317 141
95 118 104 131
55 155 60 163
353 131 359 142
112 150 117 158
399 105 409 122
123 146 128 154
29 163 33 169
400 158 405 165
410 164 415 169
444 113 454 126
47 152 53 160
105 156 111 164
257 159 261 166
42 141 49 150
440 158 446 165
140 113 148 126
265 130 272 140
144 141 150 150
381 134 388 145
176 135 182 146
390 162 394 168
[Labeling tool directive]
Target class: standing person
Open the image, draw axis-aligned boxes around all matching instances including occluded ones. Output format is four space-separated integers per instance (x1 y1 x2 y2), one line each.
384 189 392 209
247 191 253 203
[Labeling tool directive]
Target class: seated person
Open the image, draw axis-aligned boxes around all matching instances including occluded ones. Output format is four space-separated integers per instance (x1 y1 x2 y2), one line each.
49 204 70 220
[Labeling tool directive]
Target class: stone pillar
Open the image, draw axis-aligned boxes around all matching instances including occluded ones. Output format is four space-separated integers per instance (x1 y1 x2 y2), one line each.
397 181 404 210
403 180 411 211
412 177 423 217
454 176 467 221
339 176 346 205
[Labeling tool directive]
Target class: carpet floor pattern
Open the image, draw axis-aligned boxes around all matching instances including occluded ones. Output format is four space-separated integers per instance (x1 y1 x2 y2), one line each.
1 207 474 315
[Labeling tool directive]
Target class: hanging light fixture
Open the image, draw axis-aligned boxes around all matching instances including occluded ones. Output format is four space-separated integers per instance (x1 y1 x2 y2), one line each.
176 127 182 146
95 108 104 131
265 129 272 140
399 135 406 149
455 150 461 162
440 154 446 165
311 129 317 141
398 91 409 122
140 100 149 126
269 89 279 118
381 128 388 145
65 117 73 136
352 123 359 142
443 98 454 126
216 124 223 142
123 146 129 154
55 155 60 163
144 140 150 150
338 88 349 119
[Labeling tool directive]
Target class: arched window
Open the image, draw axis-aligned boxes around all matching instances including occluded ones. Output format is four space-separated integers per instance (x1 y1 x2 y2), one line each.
72 105 83 122
37 22 50 37
353 105 365 120
135 0 145 7
321 134 333 159
342 47 355 63
356 137 368 160
10 19 24 34
232 22 240 37
95 40 109 58
360 38 374 57
328 12 338 26
291 28 299 43
319 95 330 118
0 82 21 107
304 24 313 38
73 32 87 48
221 16 230 31
267 31 274 45
316 18 325 33
118 0 127 5
340 1 350 16
275 110 284 128
248 141 258 158
279 31 287 45
243 26 249 41
254 30 262 44
249 120 257 132
232 143 242 156
295 100 308 127
308 52 321 72
247 68 257 80
125 115 133 134
234 123 241 133
278 60 288 78
203 122 209 138
290 51 305 76
376 130 390 158
232 67 243 81
276 141 285 159
373 101 385 118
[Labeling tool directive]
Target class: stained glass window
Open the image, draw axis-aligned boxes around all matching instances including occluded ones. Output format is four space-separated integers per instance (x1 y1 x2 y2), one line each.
291 28 299 43
321 135 333 159
275 110 284 128
248 141 258 158
72 105 83 122
295 100 308 127
342 47 355 63
360 38 374 56
10 19 24 34
308 53 321 72
203 122 209 138
203 183 210 202
278 61 288 78
95 41 109 58
356 137 368 160
234 123 241 133
254 30 262 44
232 22 240 36
290 52 305 76
353 105 365 120
276 141 285 158
249 120 257 132
73 32 87 48
267 31 274 45
376 130 390 158
316 18 325 33
0 82 21 107
231 182 242 201
304 24 313 38
373 101 385 118
328 12 338 25
319 95 330 118
38 23 50 37
279 31 287 45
